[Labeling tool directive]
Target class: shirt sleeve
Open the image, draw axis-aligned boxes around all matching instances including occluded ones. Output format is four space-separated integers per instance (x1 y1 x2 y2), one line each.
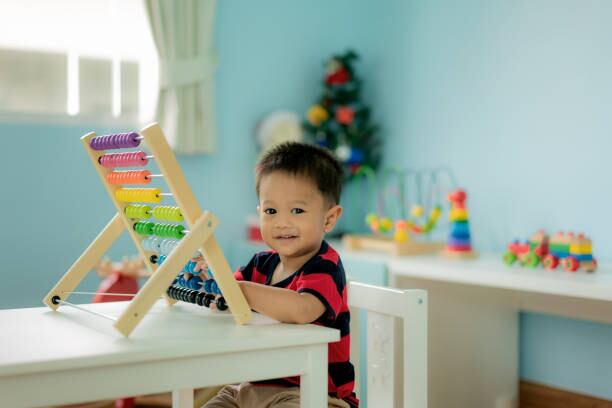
296 260 344 321
234 254 256 282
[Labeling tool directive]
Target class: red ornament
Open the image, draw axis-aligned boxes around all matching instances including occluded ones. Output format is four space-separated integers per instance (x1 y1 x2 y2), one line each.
349 164 360 174
325 68 350 85
335 106 355 124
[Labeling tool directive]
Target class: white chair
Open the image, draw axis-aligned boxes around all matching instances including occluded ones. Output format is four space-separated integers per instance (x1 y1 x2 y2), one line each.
348 281 427 408
172 281 428 408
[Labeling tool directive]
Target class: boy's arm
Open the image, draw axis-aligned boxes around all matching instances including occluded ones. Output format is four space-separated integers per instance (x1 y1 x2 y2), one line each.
238 281 326 324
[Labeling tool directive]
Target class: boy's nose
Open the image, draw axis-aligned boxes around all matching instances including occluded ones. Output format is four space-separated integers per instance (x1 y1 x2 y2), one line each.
274 217 292 229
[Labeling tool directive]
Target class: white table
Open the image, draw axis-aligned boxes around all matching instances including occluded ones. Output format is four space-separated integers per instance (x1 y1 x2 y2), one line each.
386 253 612 408
0 300 338 408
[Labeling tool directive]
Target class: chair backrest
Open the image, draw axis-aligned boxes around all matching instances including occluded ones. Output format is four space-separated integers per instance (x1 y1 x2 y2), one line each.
348 281 427 408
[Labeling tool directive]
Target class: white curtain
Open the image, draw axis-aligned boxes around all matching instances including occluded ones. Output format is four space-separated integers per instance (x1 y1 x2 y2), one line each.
145 0 217 154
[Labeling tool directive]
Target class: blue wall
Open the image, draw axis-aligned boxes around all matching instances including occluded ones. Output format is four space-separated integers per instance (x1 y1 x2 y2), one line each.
0 0 386 304
1 0 611 400
378 0 612 400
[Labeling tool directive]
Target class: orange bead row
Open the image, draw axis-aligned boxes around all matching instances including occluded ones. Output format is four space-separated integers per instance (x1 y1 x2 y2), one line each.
106 170 152 185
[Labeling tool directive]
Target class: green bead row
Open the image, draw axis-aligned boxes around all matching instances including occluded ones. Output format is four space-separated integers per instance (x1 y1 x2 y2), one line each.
133 221 185 239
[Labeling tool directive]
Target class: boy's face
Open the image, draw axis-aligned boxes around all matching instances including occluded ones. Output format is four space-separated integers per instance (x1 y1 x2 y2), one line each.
257 171 342 259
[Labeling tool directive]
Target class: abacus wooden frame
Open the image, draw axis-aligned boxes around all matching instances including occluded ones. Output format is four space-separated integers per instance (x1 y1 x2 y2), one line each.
43 123 252 336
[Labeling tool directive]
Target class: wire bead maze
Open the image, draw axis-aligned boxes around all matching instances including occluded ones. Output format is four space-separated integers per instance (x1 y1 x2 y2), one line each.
43 124 251 336
343 166 459 256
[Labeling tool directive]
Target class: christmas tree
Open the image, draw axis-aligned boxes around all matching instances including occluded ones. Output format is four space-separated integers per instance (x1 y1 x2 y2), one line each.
303 50 381 178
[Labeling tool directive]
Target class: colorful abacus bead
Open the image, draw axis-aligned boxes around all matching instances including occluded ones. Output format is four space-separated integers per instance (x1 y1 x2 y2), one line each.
146 238 197 257
167 285 197 304
152 206 184 222
90 132 140 150
125 205 152 219
183 260 201 274
177 275 202 290
151 254 201 276
99 151 149 168
116 188 161 203
141 236 162 252
203 293 215 308
204 279 221 295
158 238 180 255
216 297 228 311
166 285 226 310
134 221 155 235
151 254 166 265
152 223 185 239
107 170 151 185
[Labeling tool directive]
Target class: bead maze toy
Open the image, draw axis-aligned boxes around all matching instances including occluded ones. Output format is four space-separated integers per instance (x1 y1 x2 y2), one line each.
503 230 597 272
43 123 252 336
441 189 477 259
342 167 449 256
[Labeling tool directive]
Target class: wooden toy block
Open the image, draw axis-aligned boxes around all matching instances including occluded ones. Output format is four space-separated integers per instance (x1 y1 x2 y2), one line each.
441 248 478 259
342 234 444 256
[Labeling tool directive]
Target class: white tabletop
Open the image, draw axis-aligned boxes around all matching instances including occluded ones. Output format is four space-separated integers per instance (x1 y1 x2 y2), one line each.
388 253 612 302
0 300 339 377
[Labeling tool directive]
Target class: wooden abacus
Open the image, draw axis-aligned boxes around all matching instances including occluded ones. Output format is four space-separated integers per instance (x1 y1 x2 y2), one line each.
43 123 252 336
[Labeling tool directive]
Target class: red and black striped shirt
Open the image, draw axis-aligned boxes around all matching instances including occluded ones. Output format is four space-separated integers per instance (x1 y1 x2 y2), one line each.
234 240 359 407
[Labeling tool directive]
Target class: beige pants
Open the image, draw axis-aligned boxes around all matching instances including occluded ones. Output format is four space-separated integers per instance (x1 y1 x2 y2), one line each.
202 382 350 408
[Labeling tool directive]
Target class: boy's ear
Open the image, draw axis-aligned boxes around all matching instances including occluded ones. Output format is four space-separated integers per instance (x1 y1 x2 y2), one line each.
324 205 343 233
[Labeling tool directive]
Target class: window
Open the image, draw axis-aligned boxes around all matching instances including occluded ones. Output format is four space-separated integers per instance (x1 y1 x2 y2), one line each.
0 49 67 116
0 0 158 123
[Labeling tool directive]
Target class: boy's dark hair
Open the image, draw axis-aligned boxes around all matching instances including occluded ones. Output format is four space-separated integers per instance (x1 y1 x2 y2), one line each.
256 142 343 205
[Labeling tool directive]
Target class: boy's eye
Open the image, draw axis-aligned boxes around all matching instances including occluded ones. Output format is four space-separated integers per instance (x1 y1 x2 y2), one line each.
291 208 305 214
264 208 277 215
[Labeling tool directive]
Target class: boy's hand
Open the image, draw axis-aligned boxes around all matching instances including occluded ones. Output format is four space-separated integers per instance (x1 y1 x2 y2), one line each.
191 255 210 278
190 255 225 312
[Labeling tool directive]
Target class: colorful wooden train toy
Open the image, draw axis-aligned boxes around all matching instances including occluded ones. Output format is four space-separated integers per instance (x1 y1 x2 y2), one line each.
503 230 597 272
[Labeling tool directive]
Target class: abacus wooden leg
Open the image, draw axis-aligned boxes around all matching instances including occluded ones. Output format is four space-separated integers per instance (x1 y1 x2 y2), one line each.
43 214 125 310
201 235 253 325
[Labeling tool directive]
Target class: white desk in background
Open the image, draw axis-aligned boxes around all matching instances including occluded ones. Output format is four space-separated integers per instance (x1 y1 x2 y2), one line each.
384 253 612 408
0 300 338 408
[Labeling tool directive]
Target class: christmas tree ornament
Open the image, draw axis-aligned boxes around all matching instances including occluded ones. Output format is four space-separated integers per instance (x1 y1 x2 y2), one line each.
307 105 329 126
335 106 355 124
335 145 351 162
